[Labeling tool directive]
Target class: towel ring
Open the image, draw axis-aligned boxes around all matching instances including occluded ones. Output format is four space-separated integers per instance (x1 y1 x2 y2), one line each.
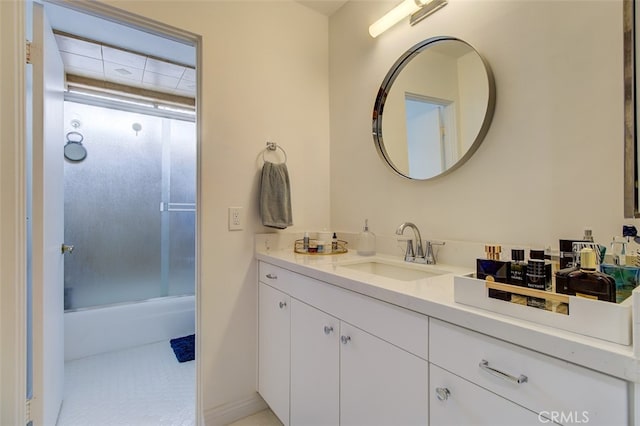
263 141 287 164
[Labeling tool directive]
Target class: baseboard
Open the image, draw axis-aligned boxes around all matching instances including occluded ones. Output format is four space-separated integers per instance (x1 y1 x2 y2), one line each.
203 393 268 426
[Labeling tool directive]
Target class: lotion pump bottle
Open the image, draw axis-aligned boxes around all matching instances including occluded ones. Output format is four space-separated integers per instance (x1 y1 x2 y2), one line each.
357 219 376 256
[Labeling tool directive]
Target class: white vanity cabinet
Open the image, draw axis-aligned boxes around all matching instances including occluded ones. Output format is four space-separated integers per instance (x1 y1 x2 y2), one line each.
339 321 428 426
290 299 339 425
258 259 631 426
258 261 429 426
257 282 290 426
290 298 428 426
430 364 544 425
429 319 628 425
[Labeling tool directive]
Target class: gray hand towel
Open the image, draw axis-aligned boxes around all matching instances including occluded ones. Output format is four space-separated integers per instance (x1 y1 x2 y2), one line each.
260 161 293 229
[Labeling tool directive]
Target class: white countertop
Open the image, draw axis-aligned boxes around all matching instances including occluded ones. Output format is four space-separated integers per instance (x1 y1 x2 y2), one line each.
256 247 640 383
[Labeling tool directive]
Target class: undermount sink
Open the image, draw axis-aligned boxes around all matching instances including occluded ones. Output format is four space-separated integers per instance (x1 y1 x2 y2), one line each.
339 260 448 281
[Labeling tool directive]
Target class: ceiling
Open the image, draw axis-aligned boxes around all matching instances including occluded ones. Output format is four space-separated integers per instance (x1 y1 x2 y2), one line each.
296 0 348 16
54 32 196 99
43 1 347 101
43 2 196 101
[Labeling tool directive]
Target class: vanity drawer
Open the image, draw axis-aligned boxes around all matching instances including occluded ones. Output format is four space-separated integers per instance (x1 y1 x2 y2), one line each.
429 319 627 425
259 262 296 290
258 261 428 359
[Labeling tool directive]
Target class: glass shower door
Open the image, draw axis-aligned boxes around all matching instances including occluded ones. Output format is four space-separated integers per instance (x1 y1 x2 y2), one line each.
63 101 195 310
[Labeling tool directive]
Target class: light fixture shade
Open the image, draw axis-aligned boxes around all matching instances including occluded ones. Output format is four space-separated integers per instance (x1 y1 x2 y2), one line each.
369 0 426 38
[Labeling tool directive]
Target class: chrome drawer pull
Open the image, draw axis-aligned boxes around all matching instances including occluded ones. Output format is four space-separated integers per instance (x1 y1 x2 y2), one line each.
265 273 278 279
479 359 528 384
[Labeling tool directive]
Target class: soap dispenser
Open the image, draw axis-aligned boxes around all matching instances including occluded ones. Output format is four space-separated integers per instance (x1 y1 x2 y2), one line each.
357 219 376 256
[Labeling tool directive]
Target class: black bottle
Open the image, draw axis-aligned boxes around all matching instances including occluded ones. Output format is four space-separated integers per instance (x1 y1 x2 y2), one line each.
509 249 527 287
560 248 616 303
477 245 511 301
526 249 552 309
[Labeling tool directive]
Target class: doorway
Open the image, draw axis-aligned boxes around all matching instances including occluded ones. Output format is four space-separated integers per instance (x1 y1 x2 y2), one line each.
404 93 457 179
28 1 201 424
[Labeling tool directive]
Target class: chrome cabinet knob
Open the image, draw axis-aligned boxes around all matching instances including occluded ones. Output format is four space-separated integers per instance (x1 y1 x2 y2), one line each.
435 387 450 401
324 325 334 335
61 244 74 254
278 301 287 309
340 335 351 345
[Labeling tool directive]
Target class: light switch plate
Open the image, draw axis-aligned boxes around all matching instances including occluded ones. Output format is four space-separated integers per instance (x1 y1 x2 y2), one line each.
228 207 243 231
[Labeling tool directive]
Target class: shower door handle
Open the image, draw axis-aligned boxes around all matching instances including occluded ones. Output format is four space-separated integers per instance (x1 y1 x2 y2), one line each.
61 244 74 254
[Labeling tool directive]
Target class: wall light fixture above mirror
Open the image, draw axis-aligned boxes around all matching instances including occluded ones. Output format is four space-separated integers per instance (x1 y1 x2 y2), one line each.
369 0 448 38
373 36 496 180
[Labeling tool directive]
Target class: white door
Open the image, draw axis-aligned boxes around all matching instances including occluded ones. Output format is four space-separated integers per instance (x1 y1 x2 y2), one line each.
31 3 65 425
340 323 428 426
290 299 339 425
257 283 290 426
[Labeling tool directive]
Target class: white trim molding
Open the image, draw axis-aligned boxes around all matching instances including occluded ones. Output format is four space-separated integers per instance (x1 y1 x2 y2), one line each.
0 0 28 424
203 393 267 426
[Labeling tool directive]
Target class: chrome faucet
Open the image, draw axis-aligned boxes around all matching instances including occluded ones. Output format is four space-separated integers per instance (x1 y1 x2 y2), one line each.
396 222 425 263
395 222 445 264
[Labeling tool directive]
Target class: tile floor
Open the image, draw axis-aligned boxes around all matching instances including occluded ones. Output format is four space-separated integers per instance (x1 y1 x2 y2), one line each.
57 340 195 426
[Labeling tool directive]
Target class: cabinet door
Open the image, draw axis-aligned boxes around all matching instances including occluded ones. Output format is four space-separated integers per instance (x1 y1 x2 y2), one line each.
340 323 428 426
430 364 545 426
290 299 340 425
258 283 290 426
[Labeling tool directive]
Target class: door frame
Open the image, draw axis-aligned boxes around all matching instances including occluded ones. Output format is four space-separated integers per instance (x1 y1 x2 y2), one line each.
0 1 28 424
0 1 203 424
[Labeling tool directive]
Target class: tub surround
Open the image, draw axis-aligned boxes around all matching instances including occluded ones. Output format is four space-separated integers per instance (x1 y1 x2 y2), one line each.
64 295 195 361
255 233 639 383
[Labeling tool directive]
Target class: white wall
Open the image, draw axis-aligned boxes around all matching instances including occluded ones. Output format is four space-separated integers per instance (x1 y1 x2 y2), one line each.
102 0 330 419
330 0 626 253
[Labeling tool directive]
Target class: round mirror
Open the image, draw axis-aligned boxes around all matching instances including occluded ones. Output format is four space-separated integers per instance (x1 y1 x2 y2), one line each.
373 36 496 180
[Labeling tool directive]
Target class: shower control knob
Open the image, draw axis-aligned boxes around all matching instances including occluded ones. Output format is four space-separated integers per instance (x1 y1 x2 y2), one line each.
61 244 75 254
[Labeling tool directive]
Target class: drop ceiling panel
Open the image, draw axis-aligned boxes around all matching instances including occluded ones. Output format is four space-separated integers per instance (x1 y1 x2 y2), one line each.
104 61 144 82
60 51 104 73
143 71 180 90
53 33 195 99
56 34 102 59
145 58 186 79
102 46 147 69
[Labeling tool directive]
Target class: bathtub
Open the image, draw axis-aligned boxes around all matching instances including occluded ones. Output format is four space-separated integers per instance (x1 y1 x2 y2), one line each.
64 294 195 361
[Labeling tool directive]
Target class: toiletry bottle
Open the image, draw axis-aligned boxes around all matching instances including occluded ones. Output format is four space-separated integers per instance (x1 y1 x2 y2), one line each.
476 245 511 301
508 249 527 287
583 228 594 242
526 249 552 309
357 219 376 256
332 232 338 252
302 232 310 253
559 239 588 270
560 247 616 303
529 249 552 291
